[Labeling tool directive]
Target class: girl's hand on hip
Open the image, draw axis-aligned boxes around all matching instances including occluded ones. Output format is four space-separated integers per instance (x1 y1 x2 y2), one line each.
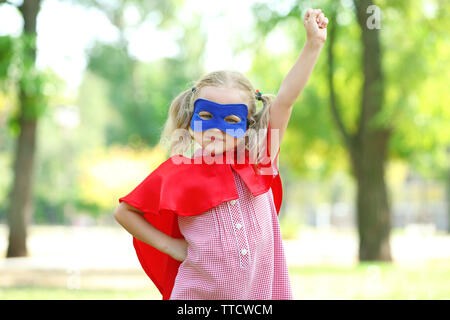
303 8 328 46
168 238 188 262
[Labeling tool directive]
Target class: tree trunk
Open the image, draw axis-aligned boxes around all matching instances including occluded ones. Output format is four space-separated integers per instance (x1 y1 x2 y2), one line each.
6 0 41 258
351 132 392 261
6 111 37 257
327 0 393 261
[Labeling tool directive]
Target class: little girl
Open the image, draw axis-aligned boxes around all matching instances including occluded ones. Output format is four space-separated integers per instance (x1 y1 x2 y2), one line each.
114 8 328 300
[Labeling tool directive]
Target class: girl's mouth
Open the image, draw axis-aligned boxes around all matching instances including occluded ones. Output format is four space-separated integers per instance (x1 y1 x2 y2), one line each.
208 136 223 142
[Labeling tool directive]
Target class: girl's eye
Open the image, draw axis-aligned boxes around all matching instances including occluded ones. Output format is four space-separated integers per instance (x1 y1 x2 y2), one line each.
199 112 212 120
225 116 241 124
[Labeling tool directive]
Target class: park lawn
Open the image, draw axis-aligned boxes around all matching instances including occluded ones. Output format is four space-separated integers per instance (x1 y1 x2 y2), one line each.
289 260 450 299
0 286 160 300
1 260 449 300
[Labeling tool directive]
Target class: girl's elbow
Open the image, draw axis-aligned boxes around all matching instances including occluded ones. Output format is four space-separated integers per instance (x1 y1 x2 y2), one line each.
113 203 126 222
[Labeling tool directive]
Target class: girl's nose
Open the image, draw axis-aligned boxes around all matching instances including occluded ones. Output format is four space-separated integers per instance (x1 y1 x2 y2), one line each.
206 128 224 135
205 129 225 140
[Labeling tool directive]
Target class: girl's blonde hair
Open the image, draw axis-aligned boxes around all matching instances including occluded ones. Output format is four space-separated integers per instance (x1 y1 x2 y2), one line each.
159 70 274 165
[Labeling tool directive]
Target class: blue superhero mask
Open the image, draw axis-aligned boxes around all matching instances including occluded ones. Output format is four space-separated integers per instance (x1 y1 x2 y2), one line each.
190 98 248 138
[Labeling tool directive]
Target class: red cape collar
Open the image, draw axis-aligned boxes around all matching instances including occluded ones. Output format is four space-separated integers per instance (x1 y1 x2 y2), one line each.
150 147 277 216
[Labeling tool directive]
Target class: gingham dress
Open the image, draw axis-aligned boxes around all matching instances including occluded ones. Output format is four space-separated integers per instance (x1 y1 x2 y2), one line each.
169 164 293 300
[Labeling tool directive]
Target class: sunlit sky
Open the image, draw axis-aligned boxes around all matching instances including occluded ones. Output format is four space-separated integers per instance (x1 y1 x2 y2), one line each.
0 0 296 92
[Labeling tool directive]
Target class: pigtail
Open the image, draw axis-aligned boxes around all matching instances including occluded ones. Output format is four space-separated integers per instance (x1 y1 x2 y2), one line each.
159 87 197 157
245 92 276 165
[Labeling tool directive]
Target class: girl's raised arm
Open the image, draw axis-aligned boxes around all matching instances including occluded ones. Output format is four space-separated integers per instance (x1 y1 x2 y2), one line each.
269 8 328 162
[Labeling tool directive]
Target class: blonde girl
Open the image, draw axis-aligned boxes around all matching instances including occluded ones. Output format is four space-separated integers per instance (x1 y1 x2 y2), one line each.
114 8 328 300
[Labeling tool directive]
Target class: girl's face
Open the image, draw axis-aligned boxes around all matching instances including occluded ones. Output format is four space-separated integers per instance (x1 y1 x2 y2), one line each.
192 86 248 156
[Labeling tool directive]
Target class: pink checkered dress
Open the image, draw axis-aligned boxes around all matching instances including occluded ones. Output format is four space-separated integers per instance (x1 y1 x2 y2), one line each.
169 162 293 300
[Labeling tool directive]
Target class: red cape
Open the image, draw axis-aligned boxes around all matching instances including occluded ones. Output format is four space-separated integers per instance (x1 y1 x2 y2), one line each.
118 125 283 300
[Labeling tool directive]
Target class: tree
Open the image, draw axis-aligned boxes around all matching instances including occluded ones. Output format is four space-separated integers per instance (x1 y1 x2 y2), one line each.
1 0 45 257
329 0 391 260
70 0 206 148
249 0 449 261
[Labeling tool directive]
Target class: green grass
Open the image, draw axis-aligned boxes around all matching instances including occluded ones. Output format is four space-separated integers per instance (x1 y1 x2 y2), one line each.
0 286 160 300
1 261 449 300
289 260 450 299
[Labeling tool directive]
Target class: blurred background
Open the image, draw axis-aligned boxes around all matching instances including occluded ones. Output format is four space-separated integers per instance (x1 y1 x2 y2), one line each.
0 0 449 299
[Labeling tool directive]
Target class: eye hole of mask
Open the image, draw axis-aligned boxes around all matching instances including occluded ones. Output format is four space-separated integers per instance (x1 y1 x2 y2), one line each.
198 111 241 124
198 111 212 120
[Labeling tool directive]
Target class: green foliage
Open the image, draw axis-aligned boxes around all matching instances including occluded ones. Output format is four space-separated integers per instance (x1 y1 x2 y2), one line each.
0 34 50 137
15 33 48 119
380 0 450 179
75 145 166 212
248 0 450 181
0 36 14 81
2 0 448 224
247 2 350 180
85 37 206 148
1 0 208 223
